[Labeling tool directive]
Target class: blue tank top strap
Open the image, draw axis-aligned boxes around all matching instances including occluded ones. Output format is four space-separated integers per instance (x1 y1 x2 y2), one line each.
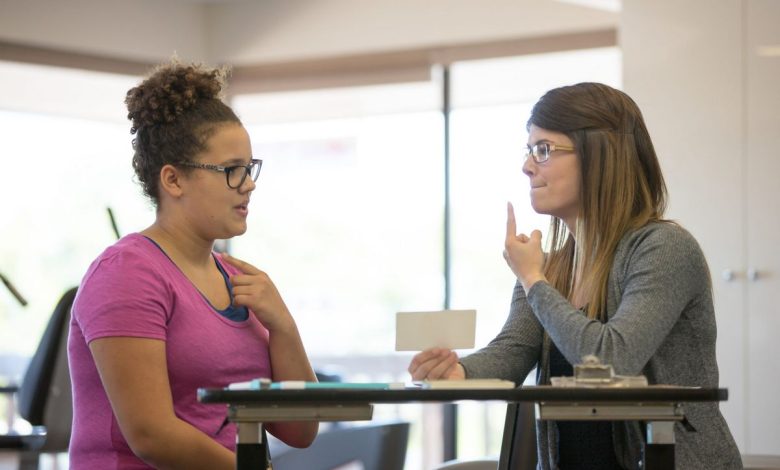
213 255 249 321
142 236 248 321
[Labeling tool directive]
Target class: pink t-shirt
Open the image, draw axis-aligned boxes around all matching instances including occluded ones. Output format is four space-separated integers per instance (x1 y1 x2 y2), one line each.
68 234 272 469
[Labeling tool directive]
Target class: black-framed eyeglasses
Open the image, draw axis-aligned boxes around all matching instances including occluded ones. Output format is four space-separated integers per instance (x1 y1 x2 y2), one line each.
176 158 262 189
524 143 575 164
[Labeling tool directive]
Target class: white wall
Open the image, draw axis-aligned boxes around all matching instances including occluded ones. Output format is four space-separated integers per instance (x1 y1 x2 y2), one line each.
622 0 780 455
622 0 747 447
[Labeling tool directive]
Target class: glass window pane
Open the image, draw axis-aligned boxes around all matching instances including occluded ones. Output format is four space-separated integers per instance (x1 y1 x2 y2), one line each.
232 83 444 356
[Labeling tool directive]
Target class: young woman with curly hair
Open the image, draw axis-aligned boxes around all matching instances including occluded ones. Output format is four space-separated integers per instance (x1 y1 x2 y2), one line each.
68 61 317 469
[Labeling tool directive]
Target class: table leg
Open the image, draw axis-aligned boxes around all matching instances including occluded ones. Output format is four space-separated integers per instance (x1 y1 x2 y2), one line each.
236 422 269 470
643 421 675 470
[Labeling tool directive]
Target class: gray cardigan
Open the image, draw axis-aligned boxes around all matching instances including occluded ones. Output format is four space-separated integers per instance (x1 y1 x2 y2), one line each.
460 222 742 469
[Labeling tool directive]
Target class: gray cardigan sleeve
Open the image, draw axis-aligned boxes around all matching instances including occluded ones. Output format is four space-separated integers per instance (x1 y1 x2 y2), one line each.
526 223 711 375
459 281 543 383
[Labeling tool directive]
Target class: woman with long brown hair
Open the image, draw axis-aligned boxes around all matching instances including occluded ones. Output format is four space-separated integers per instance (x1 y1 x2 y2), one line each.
409 83 741 469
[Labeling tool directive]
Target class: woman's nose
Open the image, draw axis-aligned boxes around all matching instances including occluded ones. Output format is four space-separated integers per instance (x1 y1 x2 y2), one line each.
522 156 536 177
240 176 256 193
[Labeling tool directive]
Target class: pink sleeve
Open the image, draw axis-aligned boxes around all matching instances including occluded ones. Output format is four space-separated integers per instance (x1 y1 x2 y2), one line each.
73 249 171 344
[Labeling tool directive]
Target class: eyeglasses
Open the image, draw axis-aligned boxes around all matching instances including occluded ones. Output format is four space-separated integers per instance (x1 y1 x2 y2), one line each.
524 143 575 164
177 158 262 189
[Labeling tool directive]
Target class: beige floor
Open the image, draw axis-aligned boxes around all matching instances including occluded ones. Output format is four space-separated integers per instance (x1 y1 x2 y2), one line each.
744 455 780 470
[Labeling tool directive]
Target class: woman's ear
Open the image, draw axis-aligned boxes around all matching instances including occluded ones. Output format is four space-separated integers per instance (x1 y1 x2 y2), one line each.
159 164 184 199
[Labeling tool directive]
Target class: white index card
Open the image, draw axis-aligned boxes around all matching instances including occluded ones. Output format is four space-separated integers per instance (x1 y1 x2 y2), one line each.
395 309 476 351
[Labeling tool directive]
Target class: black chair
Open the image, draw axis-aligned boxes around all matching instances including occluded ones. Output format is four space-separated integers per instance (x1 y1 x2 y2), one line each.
0 287 77 470
497 402 537 470
268 421 410 470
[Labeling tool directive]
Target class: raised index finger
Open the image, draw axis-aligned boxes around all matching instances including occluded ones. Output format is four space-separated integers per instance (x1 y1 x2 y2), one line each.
506 201 517 243
220 253 261 275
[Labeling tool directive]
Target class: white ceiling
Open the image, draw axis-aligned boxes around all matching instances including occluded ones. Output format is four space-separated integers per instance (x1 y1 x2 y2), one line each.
0 0 619 65
557 0 621 12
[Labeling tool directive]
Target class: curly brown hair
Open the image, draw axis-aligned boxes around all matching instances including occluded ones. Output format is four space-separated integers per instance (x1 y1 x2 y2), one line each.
126 60 241 205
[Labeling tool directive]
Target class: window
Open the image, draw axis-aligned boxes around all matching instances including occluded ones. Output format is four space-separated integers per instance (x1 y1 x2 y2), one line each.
231 82 444 357
231 82 444 468
0 61 148 386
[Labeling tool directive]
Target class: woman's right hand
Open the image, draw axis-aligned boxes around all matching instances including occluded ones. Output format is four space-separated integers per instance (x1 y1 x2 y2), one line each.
220 253 295 333
408 348 465 381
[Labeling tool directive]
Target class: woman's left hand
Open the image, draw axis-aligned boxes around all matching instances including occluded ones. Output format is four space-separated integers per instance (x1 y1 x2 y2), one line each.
504 201 547 292
220 253 295 333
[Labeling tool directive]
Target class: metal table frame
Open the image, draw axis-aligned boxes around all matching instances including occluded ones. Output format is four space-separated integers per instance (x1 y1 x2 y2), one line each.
197 385 727 470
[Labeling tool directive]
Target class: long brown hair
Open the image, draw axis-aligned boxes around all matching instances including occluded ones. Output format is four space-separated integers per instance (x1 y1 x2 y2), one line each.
527 83 667 320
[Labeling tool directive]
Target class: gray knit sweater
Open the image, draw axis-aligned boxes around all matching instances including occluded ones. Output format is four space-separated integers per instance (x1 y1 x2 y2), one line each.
460 222 742 469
